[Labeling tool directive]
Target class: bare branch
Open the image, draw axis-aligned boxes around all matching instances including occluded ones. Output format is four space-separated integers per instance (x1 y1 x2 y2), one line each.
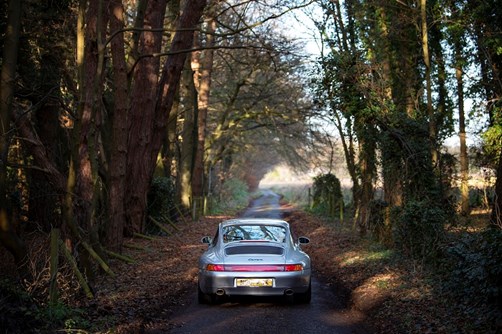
215 0 316 36
129 44 272 74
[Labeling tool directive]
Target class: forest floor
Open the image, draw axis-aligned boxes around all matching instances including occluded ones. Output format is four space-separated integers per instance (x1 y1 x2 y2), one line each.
1 204 500 333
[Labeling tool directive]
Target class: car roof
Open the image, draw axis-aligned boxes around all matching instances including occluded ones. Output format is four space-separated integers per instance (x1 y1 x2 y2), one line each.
220 218 289 228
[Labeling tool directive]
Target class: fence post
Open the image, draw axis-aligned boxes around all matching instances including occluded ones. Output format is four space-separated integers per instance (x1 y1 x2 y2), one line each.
192 199 197 221
339 199 344 223
308 188 312 209
203 196 208 216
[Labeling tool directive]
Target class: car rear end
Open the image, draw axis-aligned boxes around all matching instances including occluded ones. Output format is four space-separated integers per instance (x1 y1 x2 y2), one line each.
198 242 311 298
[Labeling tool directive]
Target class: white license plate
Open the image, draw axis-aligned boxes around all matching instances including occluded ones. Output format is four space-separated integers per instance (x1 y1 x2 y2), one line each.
235 278 273 287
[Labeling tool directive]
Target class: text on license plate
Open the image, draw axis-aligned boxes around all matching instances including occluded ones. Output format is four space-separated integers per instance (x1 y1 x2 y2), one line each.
235 278 273 287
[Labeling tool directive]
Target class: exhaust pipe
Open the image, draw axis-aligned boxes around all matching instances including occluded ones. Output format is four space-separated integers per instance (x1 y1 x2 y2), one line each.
284 289 294 296
216 289 225 296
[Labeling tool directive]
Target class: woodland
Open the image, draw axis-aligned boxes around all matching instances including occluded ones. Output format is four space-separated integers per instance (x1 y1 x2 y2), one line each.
0 0 501 333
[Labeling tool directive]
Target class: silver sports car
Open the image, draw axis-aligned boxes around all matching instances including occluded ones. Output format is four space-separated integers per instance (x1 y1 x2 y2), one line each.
198 218 311 304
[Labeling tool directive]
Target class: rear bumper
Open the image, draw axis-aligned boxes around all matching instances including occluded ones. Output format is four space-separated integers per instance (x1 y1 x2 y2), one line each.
198 269 311 296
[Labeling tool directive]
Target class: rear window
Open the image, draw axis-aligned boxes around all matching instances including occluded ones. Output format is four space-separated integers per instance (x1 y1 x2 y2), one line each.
222 225 286 243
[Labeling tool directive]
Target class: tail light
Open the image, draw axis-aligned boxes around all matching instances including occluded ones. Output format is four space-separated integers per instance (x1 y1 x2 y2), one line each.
206 264 303 272
206 264 224 271
284 264 303 271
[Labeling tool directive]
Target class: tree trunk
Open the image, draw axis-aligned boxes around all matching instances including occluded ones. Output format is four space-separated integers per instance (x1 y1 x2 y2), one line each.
128 0 148 71
470 2 502 227
0 0 29 279
421 0 437 167
106 0 129 250
14 110 83 264
74 0 107 235
178 54 197 208
161 97 179 178
355 129 376 236
73 0 110 279
490 150 502 229
372 2 400 243
192 17 215 199
161 0 181 179
28 104 66 232
333 112 359 215
455 42 469 216
125 0 206 234
125 0 167 236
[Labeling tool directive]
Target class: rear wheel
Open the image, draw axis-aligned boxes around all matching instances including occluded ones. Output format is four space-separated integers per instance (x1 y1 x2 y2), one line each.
295 282 311 304
198 284 211 304
198 285 223 304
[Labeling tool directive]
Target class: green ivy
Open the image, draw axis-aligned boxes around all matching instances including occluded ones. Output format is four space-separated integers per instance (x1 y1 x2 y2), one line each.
393 200 446 262
445 228 502 305
481 124 502 165
312 173 344 217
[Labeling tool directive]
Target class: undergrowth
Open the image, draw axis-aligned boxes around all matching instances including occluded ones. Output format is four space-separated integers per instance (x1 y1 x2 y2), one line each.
309 213 501 333
208 178 250 214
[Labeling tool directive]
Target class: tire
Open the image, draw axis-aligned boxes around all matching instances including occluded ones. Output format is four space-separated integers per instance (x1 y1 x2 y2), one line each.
198 285 222 304
198 285 210 304
295 282 311 304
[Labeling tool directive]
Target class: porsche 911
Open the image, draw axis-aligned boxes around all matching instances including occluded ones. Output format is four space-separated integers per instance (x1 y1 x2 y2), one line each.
197 218 311 304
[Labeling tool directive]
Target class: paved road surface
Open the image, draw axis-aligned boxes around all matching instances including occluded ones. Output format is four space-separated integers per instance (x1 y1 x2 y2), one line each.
240 189 284 219
165 190 372 334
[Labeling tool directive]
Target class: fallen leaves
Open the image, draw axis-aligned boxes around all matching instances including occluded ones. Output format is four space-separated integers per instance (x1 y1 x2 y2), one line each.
67 208 499 333
82 216 226 333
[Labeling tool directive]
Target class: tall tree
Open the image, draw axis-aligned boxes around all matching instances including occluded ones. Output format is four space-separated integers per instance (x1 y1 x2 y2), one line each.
74 0 107 244
106 0 129 249
192 12 217 202
421 0 437 166
124 0 167 235
313 0 450 251
125 0 207 234
468 1 502 228
0 0 28 277
447 0 469 215
178 52 197 208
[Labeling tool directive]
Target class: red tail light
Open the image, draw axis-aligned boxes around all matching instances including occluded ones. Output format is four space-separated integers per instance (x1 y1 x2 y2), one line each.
284 264 303 271
206 264 303 272
206 264 224 271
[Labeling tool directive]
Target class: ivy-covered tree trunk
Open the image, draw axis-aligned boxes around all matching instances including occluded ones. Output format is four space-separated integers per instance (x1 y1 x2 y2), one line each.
368 1 402 243
355 129 376 236
469 1 502 227
490 152 502 229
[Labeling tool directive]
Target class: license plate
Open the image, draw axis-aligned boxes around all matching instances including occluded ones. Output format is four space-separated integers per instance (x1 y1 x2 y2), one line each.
235 278 273 287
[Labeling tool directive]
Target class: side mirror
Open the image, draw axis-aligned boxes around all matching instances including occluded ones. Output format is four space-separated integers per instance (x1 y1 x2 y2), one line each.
201 236 212 244
298 236 310 244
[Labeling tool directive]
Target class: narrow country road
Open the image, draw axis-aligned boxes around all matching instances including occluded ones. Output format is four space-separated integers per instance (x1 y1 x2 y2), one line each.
164 190 372 334
240 189 284 219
